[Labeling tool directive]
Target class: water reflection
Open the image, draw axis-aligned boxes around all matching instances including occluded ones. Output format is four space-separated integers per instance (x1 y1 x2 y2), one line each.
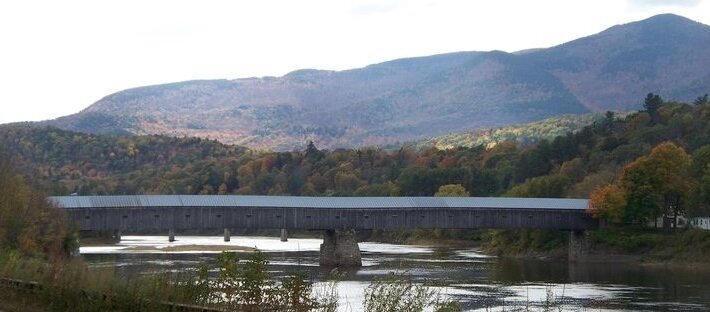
81 236 710 311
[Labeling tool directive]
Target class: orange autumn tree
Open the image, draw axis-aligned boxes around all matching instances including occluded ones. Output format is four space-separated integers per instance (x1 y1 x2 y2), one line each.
588 142 691 227
588 184 626 223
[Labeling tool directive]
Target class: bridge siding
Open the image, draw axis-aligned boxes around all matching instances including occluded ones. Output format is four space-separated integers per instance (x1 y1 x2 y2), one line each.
67 206 597 232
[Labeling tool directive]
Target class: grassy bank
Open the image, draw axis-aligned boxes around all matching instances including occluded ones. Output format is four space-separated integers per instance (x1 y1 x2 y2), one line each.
590 227 710 264
480 227 710 265
364 227 710 265
481 229 568 259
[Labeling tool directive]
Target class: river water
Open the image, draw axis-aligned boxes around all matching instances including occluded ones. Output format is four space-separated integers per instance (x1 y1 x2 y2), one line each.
81 235 710 311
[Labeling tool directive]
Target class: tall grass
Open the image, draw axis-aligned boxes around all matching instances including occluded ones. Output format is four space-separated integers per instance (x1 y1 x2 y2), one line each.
363 273 461 312
0 250 339 311
0 250 205 311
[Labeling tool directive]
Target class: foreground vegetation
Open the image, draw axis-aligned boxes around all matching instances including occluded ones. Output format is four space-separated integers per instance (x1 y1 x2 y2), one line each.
0 248 467 312
0 250 338 312
0 250 206 312
0 157 70 257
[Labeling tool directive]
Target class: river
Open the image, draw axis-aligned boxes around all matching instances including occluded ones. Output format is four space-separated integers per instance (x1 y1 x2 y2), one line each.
81 235 710 311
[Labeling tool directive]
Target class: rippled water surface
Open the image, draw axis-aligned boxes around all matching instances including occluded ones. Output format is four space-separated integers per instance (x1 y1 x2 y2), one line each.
82 236 710 311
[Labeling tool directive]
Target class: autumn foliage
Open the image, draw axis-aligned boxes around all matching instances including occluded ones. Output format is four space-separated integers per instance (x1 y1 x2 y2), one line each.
588 184 625 222
0 156 68 256
588 142 692 225
0 94 708 223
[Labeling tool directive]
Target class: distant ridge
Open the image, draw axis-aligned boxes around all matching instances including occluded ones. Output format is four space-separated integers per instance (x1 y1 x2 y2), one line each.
47 14 710 150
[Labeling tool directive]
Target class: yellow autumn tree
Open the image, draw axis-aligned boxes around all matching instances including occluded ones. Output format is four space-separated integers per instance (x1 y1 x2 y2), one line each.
434 184 469 197
618 142 691 226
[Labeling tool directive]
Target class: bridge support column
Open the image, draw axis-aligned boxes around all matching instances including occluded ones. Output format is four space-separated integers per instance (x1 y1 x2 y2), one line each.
569 230 590 262
280 229 288 242
169 229 176 242
224 228 230 242
67 231 81 257
111 230 121 242
319 229 362 267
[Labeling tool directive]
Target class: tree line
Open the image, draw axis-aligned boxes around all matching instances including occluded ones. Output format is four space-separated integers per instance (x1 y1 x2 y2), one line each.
1 94 708 226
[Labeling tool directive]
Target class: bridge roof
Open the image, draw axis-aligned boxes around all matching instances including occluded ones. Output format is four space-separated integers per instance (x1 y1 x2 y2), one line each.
49 195 589 210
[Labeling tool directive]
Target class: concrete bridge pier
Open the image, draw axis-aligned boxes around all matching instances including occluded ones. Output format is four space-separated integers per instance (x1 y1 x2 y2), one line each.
169 229 176 242
319 229 362 267
568 230 590 262
280 229 288 242
224 228 231 242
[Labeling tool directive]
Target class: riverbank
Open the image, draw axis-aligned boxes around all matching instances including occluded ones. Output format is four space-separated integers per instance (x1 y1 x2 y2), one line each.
364 227 710 266
588 227 710 266
487 228 710 268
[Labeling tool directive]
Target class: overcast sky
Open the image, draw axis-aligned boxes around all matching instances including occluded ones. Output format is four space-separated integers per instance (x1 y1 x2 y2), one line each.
1 0 708 123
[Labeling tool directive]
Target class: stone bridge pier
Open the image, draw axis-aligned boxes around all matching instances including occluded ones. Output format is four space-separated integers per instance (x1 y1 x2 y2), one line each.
319 229 362 267
568 230 591 261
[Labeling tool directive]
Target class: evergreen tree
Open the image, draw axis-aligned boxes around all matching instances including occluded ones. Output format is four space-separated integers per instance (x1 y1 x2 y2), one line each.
643 93 663 124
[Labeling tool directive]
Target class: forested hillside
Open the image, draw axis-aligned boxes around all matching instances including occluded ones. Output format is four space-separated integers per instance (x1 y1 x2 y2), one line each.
3 95 709 220
0 126 248 195
412 113 607 150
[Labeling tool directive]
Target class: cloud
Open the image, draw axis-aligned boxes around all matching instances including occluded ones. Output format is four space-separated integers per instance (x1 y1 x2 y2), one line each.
627 0 702 8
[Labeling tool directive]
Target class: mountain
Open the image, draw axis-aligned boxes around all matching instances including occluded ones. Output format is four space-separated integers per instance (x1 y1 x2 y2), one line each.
47 14 710 151
523 14 710 111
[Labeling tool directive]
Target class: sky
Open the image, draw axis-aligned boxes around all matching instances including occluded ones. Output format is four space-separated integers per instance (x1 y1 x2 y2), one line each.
1 0 708 124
